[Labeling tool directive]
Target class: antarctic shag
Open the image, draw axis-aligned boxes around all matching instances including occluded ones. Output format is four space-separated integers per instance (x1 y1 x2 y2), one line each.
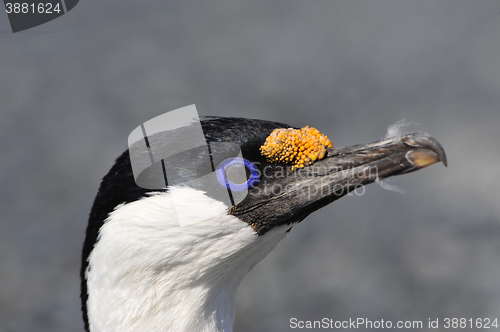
81 116 446 332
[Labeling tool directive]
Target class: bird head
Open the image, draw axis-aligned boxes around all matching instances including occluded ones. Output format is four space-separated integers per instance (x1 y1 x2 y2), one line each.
81 116 446 332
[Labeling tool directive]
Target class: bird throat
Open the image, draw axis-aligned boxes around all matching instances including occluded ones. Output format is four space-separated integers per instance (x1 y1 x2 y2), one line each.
84 188 290 332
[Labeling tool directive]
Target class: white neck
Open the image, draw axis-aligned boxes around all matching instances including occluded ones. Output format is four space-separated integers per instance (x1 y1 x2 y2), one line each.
85 187 289 332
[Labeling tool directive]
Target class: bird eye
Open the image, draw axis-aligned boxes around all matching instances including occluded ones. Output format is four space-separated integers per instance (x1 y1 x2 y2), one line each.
216 158 259 191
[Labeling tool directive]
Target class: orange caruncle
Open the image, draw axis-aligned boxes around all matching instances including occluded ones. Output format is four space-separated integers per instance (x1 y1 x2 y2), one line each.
260 126 333 169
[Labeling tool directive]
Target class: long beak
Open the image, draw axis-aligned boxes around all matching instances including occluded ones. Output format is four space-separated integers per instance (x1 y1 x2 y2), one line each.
232 133 447 235
323 133 447 179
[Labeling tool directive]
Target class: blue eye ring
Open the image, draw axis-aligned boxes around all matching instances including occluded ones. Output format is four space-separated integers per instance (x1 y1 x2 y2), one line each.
216 158 259 191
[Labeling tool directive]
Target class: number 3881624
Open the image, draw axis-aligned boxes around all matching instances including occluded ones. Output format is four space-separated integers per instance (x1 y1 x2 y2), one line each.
5 2 62 14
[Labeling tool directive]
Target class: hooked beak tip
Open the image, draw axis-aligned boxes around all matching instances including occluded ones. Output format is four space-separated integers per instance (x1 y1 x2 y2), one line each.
402 135 447 167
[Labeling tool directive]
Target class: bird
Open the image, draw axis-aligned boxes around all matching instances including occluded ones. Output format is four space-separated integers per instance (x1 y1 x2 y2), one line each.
80 116 447 332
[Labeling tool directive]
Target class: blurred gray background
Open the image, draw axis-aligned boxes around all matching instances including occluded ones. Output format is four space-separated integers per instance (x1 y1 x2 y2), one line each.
1 1 499 331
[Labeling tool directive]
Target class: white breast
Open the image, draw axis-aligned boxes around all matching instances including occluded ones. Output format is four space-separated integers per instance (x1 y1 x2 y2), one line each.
85 187 290 332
